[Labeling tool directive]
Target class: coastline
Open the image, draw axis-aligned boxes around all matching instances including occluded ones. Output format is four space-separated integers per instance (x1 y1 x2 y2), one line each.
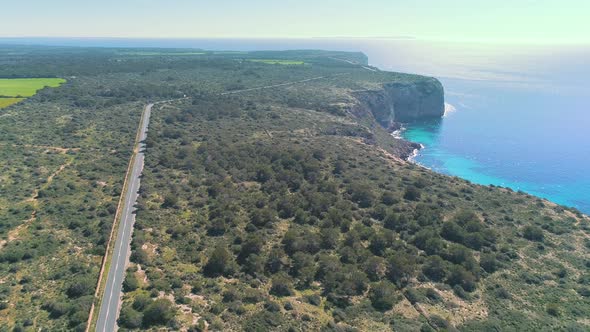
393 119 589 216
407 143 424 162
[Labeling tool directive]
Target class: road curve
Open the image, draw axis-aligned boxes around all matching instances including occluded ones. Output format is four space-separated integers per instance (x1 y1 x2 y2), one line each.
96 103 152 332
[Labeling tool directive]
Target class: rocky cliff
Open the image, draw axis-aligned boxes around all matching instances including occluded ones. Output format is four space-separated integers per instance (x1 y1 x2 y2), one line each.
352 77 444 128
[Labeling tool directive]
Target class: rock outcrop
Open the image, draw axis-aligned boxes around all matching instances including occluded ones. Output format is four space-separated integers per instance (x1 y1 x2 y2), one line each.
352 77 444 128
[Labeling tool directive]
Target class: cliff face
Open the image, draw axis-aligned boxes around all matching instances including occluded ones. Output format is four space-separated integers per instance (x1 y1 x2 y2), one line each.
352 77 444 128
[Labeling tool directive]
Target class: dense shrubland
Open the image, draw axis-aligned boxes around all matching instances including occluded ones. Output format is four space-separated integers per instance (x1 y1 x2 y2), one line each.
122 90 589 331
1 45 588 331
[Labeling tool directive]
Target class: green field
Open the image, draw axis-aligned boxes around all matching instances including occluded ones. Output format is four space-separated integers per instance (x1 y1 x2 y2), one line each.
0 78 66 97
250 59 305 65
0 98 24 109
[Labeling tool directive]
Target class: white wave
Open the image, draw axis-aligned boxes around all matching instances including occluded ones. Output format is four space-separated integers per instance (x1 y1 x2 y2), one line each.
443 103 457 117
391 128 405 139
407 143 425 162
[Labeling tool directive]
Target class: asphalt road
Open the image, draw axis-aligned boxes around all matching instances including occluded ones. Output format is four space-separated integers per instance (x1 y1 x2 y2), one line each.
96 103 152 332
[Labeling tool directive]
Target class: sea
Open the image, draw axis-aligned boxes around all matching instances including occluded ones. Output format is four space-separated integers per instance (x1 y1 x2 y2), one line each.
2 37 589 213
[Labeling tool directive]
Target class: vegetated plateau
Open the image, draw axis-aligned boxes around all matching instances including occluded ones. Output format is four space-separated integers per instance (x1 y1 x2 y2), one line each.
0 45 588 332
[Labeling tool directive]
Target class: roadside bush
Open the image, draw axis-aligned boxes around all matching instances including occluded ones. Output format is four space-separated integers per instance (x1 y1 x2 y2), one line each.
142 298 176 327
66 278 94 298
123 271 139 292
133 293 152 311
43 301 70 318
119 306 143 328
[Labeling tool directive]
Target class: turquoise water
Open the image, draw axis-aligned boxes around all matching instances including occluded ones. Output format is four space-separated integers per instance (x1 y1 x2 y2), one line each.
3 38 589 212
401 76 590 213
383 42 590 213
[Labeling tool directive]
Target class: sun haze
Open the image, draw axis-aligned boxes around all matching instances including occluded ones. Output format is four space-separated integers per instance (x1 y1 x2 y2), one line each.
1 0 589 44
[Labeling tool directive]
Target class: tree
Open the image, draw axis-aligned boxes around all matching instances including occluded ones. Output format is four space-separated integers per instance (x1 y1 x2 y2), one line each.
290 252 314 278
413 229 444 255
447 265 477 292
250 208 276 228
238 233 264 264
133 293 152 311
270 274 294 297
422 255 448 282
43 301 70 318
320 227 339 249
119 306 143 328
265 248 288 275
480 253 500 273
349 182 375 208
370 281 398 311
130 248 150 265
441 221 465 243
123 271 139 292
162 194 178 208
142 298 176 327
66 278 94 298
403 186 421 201
364 256 387 281
381 191 398 206
523 225 544 242
546 303 560 317
204 244 234 277
387 253 416 286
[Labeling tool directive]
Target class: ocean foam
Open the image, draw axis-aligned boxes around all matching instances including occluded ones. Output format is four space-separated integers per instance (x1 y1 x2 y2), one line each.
391 128 405 139
443 103 457 117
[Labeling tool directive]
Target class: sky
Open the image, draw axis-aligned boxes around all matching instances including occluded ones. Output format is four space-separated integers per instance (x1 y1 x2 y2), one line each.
1 0 589 44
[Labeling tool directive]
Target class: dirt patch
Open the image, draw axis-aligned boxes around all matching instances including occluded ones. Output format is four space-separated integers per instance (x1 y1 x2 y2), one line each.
393 297 421 319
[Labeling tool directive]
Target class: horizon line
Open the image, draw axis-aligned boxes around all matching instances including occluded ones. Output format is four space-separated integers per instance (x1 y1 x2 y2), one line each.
1 36 589 46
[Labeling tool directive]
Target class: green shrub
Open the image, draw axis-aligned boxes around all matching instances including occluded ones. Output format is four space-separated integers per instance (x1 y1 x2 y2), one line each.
546 303 560 317
123 271 139 292
422 255 448 282
270 274 293 297
119 306 143 328
369 281 398 311
523 225 544 242
66 278 94 298
403 186 421 201
203 244 234 277
142 298 176 327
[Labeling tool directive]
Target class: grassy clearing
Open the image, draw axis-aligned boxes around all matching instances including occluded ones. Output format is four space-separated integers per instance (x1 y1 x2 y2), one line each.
0 98 24 109
0 78 65 97
250 59 305 65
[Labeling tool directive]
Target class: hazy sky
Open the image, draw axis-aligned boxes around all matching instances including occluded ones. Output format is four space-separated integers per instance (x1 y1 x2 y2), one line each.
2 0 588 43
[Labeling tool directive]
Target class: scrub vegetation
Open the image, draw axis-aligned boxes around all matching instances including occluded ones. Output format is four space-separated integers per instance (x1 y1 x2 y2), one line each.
249 59 306 65
0 45 588 331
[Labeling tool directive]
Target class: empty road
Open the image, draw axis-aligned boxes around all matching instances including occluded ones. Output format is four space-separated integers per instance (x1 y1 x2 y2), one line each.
96 103 152 332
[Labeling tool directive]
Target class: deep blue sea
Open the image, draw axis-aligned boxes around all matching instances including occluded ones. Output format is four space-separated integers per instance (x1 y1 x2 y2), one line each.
364 41 590 214
2 38 589 213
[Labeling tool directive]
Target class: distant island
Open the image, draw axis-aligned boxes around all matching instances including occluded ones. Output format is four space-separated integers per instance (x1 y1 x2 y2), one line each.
0 45 588 332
